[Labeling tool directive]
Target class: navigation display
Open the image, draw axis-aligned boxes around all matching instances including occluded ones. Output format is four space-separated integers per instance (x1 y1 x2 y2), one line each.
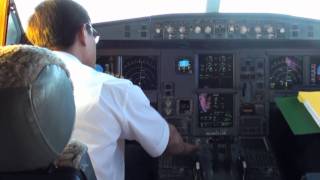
122 56 158 90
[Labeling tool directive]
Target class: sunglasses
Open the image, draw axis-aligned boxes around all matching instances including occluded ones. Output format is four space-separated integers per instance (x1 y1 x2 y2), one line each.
85 23 100 44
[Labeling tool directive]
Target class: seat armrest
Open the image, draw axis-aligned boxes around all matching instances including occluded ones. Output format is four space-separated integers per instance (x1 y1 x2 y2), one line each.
55 140 97 180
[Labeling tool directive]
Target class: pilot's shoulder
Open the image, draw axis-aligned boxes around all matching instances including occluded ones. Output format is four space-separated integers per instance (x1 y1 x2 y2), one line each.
99 74 133 89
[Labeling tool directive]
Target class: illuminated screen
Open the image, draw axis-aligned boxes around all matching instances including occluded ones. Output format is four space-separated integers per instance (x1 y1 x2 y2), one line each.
269 56 303 89
122 56 158 90
199 54 233 88
176 58 192 74
198 93 233 128
310 56 320 85
179 59 190 67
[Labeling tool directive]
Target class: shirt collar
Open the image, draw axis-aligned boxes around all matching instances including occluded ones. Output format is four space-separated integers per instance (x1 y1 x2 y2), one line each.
54 51 82 64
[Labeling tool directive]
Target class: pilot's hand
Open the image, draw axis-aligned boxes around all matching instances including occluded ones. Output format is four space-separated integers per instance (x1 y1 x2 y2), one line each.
182 142 199 155
165 124 199 155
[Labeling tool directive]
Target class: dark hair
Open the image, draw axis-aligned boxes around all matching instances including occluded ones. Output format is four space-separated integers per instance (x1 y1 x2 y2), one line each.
26 0 90 50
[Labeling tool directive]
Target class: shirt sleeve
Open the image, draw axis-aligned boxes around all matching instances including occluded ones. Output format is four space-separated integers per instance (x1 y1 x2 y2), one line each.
120 82 169 157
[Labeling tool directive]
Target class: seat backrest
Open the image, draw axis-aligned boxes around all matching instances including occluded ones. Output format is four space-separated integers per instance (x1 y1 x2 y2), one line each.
0 45 96 180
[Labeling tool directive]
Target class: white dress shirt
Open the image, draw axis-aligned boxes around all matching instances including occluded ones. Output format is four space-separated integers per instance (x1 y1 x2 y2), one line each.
54 51 169 180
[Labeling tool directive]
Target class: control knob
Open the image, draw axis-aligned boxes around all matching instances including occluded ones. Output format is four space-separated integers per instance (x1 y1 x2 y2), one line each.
240 25 248 34
266 26 274 33
194 26 202 34
204 26 212 34
179 26 186 33
167 26 174 34
254 26 262 33
155 28 161 34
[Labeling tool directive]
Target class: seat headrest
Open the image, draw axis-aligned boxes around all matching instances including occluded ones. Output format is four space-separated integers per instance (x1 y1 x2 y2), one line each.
0 45 75 172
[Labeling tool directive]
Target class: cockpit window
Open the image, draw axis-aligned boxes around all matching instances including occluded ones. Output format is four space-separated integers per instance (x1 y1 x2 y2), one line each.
6 10 21 45
14 0 320 31
15 0 207 30
220 0 320 20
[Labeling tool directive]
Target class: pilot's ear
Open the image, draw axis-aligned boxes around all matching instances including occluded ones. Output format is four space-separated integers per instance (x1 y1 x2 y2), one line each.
78 24 88 46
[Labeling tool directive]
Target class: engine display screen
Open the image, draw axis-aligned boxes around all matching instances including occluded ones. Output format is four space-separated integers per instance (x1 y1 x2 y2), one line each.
199 54 233 88
198 93 233 128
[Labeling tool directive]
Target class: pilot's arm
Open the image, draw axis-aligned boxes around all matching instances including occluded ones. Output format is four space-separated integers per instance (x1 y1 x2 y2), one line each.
120 81 197 156
165 124 198 155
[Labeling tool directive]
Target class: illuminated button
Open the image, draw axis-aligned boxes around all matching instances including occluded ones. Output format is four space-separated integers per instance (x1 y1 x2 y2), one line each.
204 26 212 34
240 25 248 34
155 28 161 34
280 27 286 33
194 26 202 34
179 26 186 33
167 26 174 34
196 162 200 170
254 26 262 33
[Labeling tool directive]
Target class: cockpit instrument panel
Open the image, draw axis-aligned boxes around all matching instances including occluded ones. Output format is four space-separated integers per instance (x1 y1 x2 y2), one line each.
199 54 233 88
122 56 158 90
94 13 320 180
269 56 303 89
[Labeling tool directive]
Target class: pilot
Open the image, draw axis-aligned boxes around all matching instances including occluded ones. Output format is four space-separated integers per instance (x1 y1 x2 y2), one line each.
26 0 197 180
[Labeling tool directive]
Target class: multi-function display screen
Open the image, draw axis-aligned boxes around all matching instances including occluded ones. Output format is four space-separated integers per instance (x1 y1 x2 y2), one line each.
198 93 233 128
